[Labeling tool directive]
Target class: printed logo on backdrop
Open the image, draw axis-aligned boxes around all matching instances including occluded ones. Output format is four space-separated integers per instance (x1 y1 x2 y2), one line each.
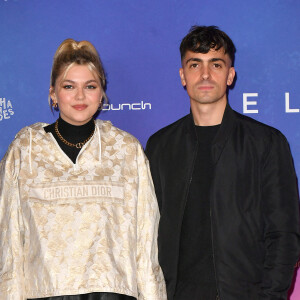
0 98 14 121
243 92 299 114
102 100 151 111
100 95 299 113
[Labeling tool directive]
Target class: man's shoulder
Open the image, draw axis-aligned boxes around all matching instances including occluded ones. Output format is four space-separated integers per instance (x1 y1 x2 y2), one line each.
145 114 191 157
232 109 287 142
147 114 191 143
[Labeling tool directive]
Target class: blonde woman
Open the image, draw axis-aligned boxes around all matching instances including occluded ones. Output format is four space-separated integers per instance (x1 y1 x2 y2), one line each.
0 39 166 300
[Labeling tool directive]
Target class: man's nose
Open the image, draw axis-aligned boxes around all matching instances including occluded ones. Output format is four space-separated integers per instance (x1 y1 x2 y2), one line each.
201 65 210 80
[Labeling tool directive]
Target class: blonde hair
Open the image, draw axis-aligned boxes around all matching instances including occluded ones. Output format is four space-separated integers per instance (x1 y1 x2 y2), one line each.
49 38 107 110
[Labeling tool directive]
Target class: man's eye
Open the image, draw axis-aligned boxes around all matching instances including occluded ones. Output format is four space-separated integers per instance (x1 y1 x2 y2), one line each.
213 63 221 68
63 85 73 89
190 63 198 69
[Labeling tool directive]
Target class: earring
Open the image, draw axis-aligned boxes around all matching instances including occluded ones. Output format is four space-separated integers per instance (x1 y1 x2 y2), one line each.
99 100 103 110
52 102 58 108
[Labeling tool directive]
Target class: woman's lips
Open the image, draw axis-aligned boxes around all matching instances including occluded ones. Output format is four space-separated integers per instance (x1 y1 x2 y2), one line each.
72 105 88 111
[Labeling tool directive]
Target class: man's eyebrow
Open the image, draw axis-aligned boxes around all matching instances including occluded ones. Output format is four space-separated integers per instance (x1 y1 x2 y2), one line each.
211 58 227 65
185 58 203 65
185 57 227 65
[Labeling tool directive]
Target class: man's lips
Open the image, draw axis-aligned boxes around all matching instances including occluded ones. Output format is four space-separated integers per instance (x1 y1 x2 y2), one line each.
198 85 214 90
72 105 88 111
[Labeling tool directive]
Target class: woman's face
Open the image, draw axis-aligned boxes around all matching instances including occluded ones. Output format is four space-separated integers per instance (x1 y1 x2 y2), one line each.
51 64 102 125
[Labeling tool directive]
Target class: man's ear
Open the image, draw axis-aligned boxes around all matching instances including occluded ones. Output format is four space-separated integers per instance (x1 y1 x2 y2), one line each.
179 68 186 87
227 67 235 86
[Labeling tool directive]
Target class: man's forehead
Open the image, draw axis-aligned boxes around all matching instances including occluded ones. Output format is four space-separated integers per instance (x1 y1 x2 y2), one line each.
183 48 230 61
184 47 229 58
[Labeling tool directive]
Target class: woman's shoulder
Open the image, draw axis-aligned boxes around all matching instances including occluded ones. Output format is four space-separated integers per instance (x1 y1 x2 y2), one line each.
4 122 49 155
96 119 141 145
14 122 49 138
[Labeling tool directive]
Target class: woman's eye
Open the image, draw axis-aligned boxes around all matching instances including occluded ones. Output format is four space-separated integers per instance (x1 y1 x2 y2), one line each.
63 85 73 89
86 85 97 89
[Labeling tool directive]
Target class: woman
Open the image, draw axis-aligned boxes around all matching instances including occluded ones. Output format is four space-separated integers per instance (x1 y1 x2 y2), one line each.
0 39 166 300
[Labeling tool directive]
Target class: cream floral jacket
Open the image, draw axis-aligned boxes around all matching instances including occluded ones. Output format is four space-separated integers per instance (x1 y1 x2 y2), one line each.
0 120 166 300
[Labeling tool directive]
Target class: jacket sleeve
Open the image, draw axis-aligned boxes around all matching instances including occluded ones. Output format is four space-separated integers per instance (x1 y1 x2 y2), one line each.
145 136 162 212
260 131 300 299
136 144 167 300
0 145 25 300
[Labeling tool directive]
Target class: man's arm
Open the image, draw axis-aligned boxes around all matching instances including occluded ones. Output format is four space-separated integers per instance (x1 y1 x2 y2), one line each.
261 131 300 299
145 135 163 212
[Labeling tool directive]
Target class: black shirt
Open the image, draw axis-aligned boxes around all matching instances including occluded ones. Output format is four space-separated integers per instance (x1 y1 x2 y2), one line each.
175 124 220 300
44 116 95 164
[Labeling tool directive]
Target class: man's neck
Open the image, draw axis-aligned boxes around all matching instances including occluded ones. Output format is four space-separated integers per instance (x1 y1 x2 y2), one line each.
190 99 227 126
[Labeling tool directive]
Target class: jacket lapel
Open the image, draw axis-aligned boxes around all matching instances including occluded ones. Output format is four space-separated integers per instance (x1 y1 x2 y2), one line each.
212 104 236 165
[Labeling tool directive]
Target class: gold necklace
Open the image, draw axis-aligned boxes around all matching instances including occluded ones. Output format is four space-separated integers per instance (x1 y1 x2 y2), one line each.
54 120 95 149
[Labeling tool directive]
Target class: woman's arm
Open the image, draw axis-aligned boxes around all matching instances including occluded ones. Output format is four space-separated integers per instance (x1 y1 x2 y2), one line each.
0 145 25 300
136 144 167 300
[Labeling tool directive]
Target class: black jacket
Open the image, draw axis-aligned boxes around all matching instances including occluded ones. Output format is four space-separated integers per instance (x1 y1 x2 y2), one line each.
145 105 300 300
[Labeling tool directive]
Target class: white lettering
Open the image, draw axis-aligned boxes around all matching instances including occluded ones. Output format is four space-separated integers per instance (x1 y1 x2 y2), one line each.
29 183 124 204
63 187 69 197
55 188 61 198
100 186 106 195
285 92 299 113
0 98 15 121
0 98 6 108
131 103 141 110
243 93 259 114
102 101 151 111
92 186 97 196
3 110 10 119
111 104 121 111
49 188 55 199
83 186 88 196
77 187 83 197
6 100 12 109
142 101 151 110
121 103 131 110
106 187 111 196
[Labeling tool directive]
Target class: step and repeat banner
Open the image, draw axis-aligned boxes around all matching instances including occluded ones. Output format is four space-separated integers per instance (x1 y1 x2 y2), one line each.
1 0 299 298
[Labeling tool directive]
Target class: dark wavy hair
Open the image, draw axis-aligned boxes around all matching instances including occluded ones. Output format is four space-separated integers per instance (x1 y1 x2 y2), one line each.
180 25 236 66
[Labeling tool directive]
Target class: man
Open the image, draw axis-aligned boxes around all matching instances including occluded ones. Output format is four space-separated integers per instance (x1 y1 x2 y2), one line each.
145 26 300 300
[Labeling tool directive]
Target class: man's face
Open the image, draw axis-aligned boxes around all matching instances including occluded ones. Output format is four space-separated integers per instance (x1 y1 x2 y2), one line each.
179 48 235 107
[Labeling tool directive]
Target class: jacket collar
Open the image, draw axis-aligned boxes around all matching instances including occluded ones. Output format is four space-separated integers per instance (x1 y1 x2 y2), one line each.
186 103 236 164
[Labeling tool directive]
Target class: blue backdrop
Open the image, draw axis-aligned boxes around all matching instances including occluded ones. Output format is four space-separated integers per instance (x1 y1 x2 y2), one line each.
1 0 299 298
